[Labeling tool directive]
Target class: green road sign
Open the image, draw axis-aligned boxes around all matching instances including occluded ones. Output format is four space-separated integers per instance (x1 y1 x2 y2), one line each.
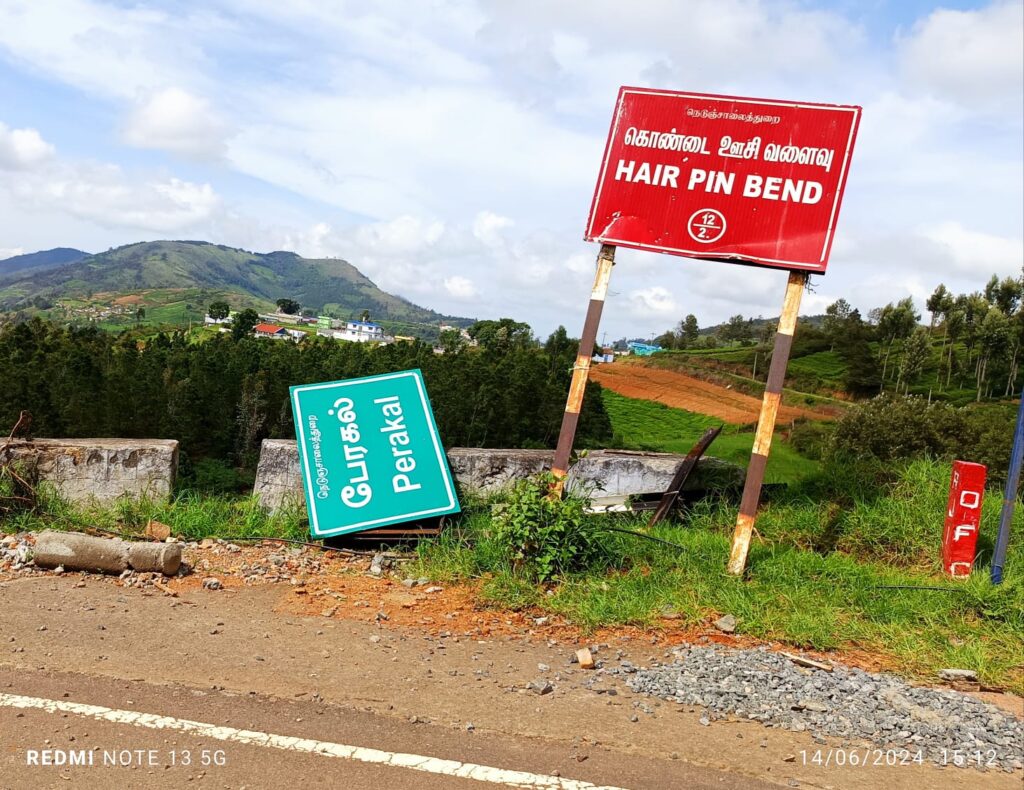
290 370 460 538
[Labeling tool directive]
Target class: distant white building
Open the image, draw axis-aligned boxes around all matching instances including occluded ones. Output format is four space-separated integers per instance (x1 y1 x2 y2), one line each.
316 320 392 344
338 320 386 343
204 314 233 325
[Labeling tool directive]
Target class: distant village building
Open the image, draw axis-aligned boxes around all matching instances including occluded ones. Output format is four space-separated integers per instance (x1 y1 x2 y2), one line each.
204 313 233 326
315 319 392 344
252 323 290 340
258 311 304 326
337 320 386 343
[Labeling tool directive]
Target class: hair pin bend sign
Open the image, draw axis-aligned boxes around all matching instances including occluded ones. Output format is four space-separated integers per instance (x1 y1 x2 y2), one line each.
290 370 460 538
586 87 861 273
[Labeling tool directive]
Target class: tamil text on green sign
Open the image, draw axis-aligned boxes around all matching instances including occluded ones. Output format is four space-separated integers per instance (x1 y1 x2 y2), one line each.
290 370 460 537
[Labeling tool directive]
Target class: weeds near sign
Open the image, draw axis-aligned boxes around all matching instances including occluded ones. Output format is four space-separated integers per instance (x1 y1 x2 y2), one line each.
492 473 599 582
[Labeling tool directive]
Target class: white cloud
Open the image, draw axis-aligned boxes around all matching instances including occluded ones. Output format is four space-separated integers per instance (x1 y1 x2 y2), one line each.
0 122 54 169
0 246 24 259
0 123 220 233
444 275 478 300
13 166 219 233
0 0 204 99
472 211 514 246
898 1 1024 113
921 222 1023 278
628 285 677 316
123 87 229 159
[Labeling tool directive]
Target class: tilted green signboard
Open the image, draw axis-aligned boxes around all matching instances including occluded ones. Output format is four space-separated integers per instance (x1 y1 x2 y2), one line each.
290 370 460 537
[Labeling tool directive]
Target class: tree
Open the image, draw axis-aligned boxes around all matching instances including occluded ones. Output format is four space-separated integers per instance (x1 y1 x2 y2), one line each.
655 331 677 349
275 298 300 315
208 301 230 320
231 308 260 340
823 298 852 350
897 327 930 393
135 307 145 324
358 309 371 323
679 314 699 347
977 307 1010 400
718 314 751 344
876 298 920 386
838 310 880 395
926 284 952 331
467 318 533 353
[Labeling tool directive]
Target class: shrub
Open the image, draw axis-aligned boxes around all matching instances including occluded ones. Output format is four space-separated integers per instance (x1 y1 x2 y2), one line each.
828 395 1017 483
491 473 599 582
829 395 963 462
789 420 833 461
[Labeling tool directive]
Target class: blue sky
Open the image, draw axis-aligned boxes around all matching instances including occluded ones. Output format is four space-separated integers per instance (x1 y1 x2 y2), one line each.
0 0 1021 337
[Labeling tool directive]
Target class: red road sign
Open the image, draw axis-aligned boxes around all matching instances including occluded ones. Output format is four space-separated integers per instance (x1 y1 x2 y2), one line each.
942 460 987 578
585 87 861 273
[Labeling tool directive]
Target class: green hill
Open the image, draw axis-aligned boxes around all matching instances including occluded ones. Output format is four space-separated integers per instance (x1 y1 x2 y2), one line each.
0 240 472 327
0 247 89 276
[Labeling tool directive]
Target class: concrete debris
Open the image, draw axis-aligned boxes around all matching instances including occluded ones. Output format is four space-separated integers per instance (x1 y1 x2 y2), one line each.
575 648 595 669
531 679 554 695
780 652 833 672
32 530 181 576
713 614 737 633
127 542 182 576
145 520 172 541
33 530 129 574
938 668 979 682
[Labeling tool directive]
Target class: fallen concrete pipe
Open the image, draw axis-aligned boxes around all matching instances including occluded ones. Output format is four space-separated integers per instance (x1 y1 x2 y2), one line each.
33 531 128 574
127 542 181 576
32 531 181 576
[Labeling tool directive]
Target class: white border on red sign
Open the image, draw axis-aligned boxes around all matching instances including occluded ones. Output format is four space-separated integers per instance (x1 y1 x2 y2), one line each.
585 88 861 270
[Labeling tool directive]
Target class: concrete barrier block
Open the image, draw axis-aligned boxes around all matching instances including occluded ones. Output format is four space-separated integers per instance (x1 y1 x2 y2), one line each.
253 440 741 513
2 439 178 505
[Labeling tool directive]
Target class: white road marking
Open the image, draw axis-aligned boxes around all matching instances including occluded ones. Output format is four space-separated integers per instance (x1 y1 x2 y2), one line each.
0 693 626 789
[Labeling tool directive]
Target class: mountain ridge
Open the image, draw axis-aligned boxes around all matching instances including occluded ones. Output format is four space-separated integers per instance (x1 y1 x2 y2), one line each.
0 240 473 327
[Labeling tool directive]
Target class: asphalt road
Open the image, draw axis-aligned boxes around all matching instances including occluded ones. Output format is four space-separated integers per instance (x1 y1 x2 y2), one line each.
1 572 1018 789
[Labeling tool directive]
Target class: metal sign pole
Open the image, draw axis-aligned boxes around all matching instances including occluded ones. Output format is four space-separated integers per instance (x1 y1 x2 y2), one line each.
727 270 808 575
992 388 1024 584
550 244 616 497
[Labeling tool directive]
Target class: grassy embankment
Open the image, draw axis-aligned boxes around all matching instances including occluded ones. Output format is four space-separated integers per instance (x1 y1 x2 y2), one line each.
4 458 1022 693
414 459 1024 693
601 388 819 485
662 340 1000 407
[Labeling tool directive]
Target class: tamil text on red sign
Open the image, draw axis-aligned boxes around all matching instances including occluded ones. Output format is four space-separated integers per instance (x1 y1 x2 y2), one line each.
585 87 861 273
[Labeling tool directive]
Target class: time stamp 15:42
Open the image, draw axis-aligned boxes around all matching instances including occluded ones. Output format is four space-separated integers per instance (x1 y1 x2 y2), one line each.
800 748 1000 769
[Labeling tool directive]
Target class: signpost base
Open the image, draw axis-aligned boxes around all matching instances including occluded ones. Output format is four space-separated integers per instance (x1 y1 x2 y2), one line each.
727 271 808 575
550 244 616 498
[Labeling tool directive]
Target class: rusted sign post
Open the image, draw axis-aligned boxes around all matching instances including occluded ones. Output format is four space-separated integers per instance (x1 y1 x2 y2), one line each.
727 271 806 575
551 244 615 496
559 89 860 554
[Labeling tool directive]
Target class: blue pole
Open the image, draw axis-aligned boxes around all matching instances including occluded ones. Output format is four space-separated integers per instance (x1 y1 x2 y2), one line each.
991 388 1024 584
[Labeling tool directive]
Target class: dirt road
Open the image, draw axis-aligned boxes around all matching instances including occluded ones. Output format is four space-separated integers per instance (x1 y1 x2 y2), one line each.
1 572 1017 789
592 363 818 424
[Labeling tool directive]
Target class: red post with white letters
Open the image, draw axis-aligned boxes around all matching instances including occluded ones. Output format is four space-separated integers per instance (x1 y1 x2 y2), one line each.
942 461 987 578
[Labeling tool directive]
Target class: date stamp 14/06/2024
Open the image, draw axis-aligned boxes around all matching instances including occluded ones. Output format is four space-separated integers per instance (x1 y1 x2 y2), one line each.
800 748 1001 769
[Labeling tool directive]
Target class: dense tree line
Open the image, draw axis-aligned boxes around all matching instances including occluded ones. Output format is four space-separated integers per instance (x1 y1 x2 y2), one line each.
650 269 1024 401
0 319 611 470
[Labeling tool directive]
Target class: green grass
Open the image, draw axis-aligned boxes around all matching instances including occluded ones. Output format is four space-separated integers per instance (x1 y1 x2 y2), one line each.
788 350 847 382
601 389 819 484
414 459 1024 693
2 487 307 543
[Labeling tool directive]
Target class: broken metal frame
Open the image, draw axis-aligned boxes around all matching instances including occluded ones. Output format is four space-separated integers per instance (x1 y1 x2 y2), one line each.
647 425 722 528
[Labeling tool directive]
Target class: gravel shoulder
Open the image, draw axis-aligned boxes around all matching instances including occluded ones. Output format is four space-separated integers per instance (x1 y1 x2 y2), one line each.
1 534 1021 789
